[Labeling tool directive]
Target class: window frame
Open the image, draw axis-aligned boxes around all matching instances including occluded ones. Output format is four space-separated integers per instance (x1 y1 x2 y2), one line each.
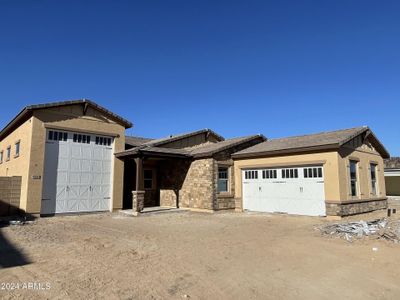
0 150 3 164
370 163 378 196
48 130 68 142
349 160 359 197
143 169 154 190
262 169 277 179
6 146 11 161
218 167 230 193
281 168 299 179
14 140 20 158
244 170 258 180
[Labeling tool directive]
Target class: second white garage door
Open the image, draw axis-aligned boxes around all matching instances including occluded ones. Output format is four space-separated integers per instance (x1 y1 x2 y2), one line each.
41 130 113 214
242 166 326 216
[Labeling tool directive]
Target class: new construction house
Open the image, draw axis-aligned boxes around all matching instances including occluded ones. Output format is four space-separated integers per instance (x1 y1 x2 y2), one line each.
0 99 390 218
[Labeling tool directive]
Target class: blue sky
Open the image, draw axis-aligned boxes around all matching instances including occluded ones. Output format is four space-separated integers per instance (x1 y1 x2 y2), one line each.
0 0 399 155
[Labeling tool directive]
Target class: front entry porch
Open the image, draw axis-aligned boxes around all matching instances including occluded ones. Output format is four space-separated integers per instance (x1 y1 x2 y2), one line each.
118 147 192 214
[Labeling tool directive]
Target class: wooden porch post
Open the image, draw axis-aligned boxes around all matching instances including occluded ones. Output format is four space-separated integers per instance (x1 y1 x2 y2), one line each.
135 157 144 191
132 157 145 215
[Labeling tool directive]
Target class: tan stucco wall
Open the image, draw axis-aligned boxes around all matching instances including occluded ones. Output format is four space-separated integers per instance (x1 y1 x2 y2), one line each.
233 140 387 212
0 104 127 214
233 151 341 205
337 144 386 202
385 176 400 196
0 118 33 212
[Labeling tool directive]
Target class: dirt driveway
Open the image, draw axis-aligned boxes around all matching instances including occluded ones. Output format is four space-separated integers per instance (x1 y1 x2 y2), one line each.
1 210 400 299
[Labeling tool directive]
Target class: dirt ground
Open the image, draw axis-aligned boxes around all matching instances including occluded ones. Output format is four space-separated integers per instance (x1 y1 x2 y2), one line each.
1 208 400 300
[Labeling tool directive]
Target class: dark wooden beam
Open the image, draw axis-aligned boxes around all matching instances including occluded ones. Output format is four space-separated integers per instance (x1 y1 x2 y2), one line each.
134 157 144 191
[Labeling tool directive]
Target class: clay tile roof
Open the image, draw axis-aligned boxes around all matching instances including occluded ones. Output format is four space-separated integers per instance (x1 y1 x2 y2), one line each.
143 129 224 147
0 99 133 141
116 131 265 159
115 146 190 158
385 157 400 169
190 135 266 158
233 126 390 159
26 99 132 128
125 136 154 147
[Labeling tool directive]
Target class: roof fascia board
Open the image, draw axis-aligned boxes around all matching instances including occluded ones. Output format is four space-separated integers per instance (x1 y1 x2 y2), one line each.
232 144 339 159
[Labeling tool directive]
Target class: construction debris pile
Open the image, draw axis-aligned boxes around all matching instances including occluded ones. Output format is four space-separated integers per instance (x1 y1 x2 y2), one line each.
317 218 400 243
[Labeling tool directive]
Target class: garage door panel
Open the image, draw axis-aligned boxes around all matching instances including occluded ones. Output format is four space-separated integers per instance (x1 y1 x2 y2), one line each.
102 161 111 170
58 158 69 171
102 174 111 185
71 146 81 158
55 200 66 213
92 161 102 172
81 147 92 159
92 148 102 159
81 173 91 185
81 160 91 172
59 144 69 157
65 199 78 212
69 173 81 185
70 160 80 172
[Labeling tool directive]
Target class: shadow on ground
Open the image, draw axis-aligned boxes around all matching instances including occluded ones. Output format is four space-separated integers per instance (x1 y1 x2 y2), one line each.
0 205 35 269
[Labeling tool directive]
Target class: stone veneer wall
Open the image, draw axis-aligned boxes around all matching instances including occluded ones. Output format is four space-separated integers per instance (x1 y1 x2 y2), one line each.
325 199 387 216
159 159 216 210
159 137 265 211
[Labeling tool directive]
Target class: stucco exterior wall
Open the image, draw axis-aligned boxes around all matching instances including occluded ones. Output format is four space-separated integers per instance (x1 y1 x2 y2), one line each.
337 142 387 203
0 118 33 212
0 104 127 214
30 105 126 213
233 138 387 216
233 151 341 207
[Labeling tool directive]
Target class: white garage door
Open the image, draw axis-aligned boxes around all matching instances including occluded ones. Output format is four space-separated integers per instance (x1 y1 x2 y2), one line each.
242 166 326 216
41 130 113 214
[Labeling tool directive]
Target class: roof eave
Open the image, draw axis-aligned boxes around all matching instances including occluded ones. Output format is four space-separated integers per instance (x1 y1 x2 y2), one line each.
232 144 340 159
115 148 192 159
192 135 267 159
0 107 31 141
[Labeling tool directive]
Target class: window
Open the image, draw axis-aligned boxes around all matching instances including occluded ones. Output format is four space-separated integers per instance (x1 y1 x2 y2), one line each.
95 136 112 146
281 168 298 179
262 169 277 179
218 167 229 192
6 146 11 161
48 130 68 142
370 163 378 196
0 151 3 163
303 167 323 178
245 170 258 179
349 160 358 196
15 141 20 157
144 170 153 189
73 133 90 144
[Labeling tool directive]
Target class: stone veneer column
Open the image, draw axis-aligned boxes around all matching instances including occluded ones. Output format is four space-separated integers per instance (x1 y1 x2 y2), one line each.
132 191 145 216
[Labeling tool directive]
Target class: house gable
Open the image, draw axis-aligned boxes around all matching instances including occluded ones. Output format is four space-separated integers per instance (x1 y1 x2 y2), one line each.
340 129 389 158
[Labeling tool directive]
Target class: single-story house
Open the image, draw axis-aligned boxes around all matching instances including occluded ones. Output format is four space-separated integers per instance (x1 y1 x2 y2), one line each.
232 127 390 217
117 129 266 212
0 99 391 218
384 157 400 196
